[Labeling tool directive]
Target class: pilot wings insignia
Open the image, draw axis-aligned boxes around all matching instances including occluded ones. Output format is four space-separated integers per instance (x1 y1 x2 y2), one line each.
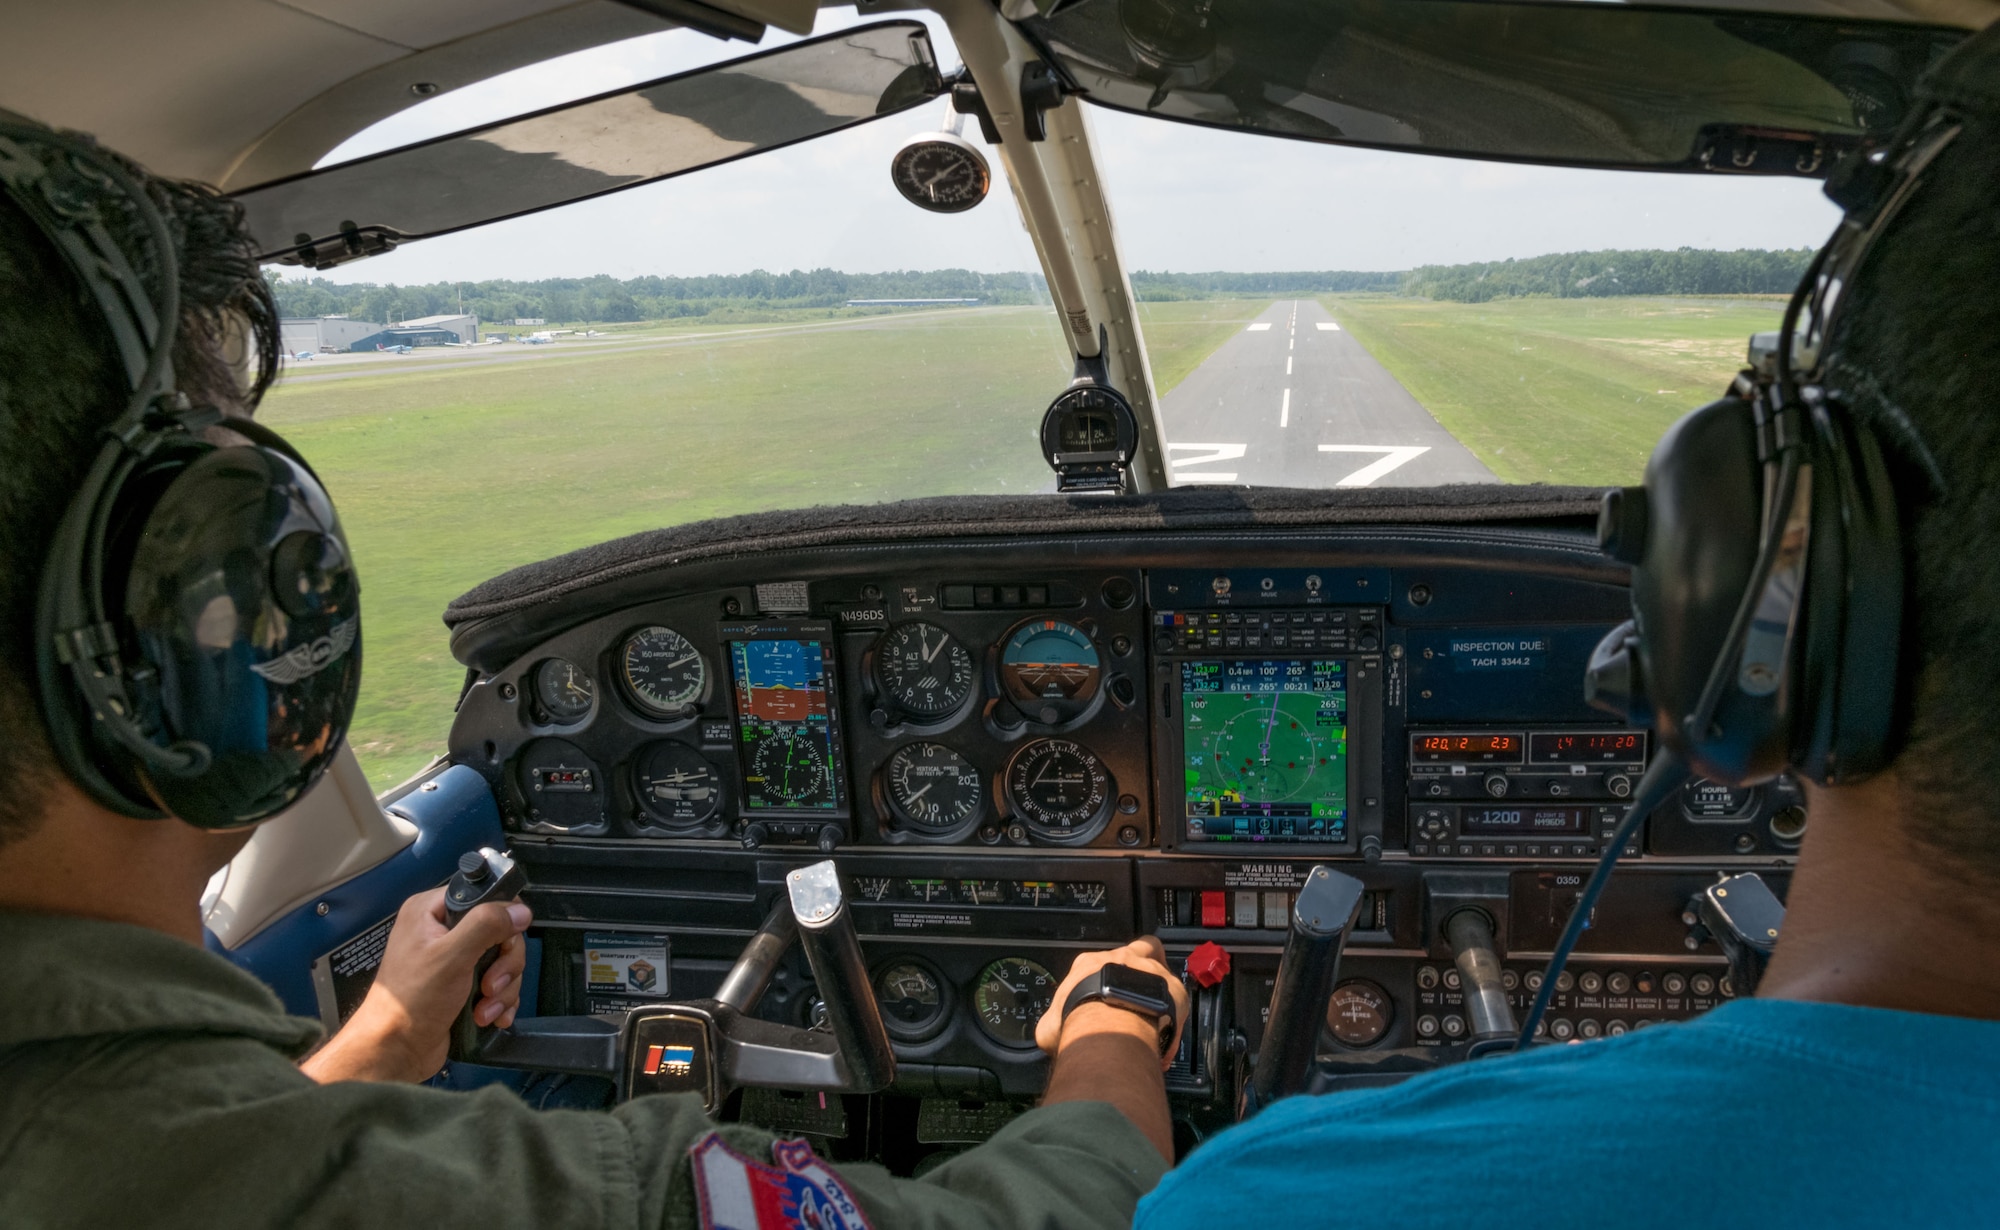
250 616 358 686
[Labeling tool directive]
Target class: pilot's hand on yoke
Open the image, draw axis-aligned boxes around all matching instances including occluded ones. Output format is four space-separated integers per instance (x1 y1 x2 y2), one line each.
300 888 533 1085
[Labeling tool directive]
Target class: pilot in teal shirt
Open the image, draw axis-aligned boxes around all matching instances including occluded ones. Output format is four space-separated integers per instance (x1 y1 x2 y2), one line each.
1139 998 2000 1229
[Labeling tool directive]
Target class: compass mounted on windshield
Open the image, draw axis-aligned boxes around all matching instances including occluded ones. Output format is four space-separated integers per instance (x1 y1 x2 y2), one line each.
890 106 990 214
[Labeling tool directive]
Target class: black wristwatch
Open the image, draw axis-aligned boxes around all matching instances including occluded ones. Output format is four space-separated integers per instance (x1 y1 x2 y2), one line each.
1061 963 1177 1056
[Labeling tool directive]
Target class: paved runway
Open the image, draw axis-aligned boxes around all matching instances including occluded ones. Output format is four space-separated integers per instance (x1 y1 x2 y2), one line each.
1157 299 1495 487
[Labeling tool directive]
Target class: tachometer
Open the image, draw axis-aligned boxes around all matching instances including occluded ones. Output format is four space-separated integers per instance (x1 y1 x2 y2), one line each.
874 622 975 720
1004 738 1112 840
883 742 982 832
999 619 1101 721
972 957 1057 1047
532 657 594 724
632 741 721 828
621 626 706 716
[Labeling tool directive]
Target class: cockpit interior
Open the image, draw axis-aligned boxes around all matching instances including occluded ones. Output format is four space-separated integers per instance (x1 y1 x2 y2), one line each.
5 0 1987 1180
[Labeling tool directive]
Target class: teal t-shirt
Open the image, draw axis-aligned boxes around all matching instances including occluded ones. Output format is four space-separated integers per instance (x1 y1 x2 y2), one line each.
1140 998 2000 1229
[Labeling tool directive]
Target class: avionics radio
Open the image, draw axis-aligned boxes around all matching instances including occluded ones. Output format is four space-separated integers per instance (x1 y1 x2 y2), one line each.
1407 729 1646 860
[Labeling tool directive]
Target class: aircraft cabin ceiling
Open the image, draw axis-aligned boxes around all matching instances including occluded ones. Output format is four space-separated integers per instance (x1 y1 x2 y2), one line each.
3 0 1993 192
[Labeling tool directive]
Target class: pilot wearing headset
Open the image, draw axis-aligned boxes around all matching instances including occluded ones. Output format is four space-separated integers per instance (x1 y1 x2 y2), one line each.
1142 25 2000 1230
0 117 1186 1229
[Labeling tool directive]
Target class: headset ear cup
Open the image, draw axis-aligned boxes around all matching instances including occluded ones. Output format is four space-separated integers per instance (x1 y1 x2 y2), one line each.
1797 407 1905 783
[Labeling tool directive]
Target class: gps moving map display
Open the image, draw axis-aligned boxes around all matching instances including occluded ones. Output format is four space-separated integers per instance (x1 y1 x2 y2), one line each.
1181 659 1347 842
726 624 844 812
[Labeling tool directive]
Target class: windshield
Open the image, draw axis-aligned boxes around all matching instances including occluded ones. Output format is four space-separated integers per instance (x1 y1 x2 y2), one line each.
257 6 1854 786
1095 111 1842 486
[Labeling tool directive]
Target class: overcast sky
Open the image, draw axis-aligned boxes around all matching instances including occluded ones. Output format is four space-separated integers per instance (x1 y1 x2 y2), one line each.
298 7 1845 286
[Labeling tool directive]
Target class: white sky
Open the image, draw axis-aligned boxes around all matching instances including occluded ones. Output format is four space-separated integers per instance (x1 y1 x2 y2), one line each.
297 7 1844 286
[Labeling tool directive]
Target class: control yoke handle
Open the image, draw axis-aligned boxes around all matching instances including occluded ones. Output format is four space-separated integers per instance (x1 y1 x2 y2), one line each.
1689 872 1785 997
1242 866 1366 1117
443 853 894 1106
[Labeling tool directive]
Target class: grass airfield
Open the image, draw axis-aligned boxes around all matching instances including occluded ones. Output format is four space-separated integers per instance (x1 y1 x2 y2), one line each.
263 297 1781 787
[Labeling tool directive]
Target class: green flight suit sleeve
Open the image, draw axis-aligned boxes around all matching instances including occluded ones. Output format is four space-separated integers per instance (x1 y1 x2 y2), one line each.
2 1029 1164 1230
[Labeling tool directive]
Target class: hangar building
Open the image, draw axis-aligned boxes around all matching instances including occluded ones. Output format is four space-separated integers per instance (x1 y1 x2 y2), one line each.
280 316 380 354
396 313 479 343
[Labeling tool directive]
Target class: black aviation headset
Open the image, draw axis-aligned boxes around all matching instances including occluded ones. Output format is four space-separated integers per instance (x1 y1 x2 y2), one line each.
1513 26 1993 1048
0 113 362 830
1581 29 1992 790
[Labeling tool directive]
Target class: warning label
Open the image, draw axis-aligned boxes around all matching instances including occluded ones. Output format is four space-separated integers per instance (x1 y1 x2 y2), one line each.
890 911 974 930
1221 863 1311 889
323 914 395 1025
586 933 670 999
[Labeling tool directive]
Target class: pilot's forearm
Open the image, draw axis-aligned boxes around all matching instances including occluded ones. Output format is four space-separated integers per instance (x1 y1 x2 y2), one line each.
1042 1002 1174 1161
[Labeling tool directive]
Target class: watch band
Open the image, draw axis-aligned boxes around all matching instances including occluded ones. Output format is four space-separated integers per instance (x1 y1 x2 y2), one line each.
1061 963 1176 1056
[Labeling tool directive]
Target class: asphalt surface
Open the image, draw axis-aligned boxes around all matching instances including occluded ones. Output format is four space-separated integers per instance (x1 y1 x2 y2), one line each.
1158 299 1495 487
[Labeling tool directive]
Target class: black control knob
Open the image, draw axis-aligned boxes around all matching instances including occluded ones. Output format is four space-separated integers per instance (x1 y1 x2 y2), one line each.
457 850 490 882
741 821 770 850
816 824 843 854
1484 774 1509 798
1606 775 1633 798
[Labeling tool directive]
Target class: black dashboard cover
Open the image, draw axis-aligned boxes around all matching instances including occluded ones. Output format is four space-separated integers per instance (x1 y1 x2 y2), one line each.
444 485 1607 668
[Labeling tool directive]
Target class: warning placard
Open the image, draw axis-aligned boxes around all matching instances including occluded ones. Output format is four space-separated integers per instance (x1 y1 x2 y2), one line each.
586 932 670 1000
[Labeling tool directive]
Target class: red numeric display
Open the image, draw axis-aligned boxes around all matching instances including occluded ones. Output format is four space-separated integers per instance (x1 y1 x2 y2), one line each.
1530 731 1647 764
1409 733 1524 764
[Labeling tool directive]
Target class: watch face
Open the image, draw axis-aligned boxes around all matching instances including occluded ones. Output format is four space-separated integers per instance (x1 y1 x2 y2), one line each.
1099 962 1171 1010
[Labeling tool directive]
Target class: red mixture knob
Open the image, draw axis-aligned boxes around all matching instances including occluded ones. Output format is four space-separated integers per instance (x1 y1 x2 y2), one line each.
1186 940 1232 988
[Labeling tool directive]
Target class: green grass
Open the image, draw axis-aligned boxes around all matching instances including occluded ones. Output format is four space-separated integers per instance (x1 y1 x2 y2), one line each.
270 293 1766 789
261 308 1070 787
1323 295 1787 485
1136 299 1273 394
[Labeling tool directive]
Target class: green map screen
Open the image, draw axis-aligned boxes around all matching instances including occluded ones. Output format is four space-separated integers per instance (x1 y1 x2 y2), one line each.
1182 659 1348 842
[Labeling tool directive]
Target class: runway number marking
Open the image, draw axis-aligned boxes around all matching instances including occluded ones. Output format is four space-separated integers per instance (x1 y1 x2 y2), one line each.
1169 442 1248 484
1316 323 1341 331
1317 445 1431 487
1246 323 1273 332
1280 389 1291 428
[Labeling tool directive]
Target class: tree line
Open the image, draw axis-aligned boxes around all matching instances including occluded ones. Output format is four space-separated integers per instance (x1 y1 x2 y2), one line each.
1400 247 1815 303
268 249 1813 324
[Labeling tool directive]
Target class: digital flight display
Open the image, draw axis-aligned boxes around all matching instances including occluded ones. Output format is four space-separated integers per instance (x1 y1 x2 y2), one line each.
726 627 843 812
1410 732 1524 764
1181 659 1348 843
1460 806 1592 835
1530 731 1647 764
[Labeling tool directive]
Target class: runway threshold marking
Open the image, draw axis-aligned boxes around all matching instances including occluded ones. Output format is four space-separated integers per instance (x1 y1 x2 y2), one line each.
1318 444 1431 487
1169 442 1248 483
1280 389 1291 427
1247 323 1273 332
1316 322 1341 331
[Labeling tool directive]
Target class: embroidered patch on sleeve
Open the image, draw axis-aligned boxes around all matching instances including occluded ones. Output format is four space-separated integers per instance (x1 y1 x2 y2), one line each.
689 1132 874 1230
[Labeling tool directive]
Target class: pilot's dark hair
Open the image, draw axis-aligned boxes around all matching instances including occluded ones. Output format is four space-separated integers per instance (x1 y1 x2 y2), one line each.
1828 108 2000 884
0 134 281 846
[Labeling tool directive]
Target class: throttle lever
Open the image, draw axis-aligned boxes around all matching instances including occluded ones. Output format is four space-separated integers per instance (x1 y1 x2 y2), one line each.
442 846 528 1062
1241 866 1365 1118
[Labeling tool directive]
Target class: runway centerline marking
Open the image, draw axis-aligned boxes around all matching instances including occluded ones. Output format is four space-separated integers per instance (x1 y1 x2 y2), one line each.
1280 389 1291 428
1286 356 1293 375
1246 322 1273 332
1316 322 1341 331
1317 444 1432 487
